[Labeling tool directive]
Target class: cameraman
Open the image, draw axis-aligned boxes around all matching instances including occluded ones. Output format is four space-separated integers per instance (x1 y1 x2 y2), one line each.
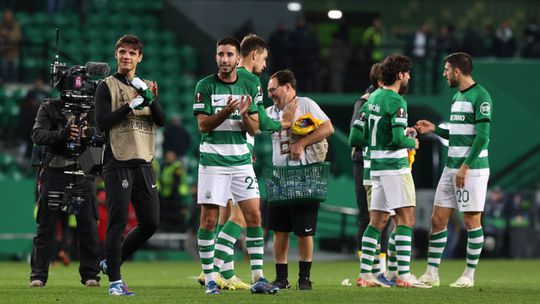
95 34 165 296
29 99 100 287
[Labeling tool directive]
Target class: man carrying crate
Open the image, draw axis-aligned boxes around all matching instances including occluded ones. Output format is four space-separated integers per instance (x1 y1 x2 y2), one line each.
264 69 334 290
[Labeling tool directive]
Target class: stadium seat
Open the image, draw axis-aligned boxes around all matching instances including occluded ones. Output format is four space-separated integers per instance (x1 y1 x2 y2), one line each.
62 27 81 43
141 30 160 45
178 75 195 93
178 46 197 72
31 12 49 27
160 31 176 45
50 13 71 28
14 12 31 26
24 27 47 44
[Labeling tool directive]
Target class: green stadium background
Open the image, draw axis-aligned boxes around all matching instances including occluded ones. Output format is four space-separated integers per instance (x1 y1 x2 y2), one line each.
1 0 539 260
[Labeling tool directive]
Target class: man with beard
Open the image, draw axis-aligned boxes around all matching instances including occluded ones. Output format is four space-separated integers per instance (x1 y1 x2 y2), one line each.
193 37 278 295
416 52 492 288
356 55 429 288
208 33 296 291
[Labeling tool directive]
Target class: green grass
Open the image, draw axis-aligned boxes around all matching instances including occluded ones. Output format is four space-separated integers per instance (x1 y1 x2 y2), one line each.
1 259 540 303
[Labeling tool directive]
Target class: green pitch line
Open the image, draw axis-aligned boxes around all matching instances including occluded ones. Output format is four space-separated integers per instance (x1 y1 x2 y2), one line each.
1 260 539 303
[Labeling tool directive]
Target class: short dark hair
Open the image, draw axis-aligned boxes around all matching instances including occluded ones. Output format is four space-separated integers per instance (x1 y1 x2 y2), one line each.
115 34 143 54
217 37 241 54
380 54 412 86
445 52 473 75
270 69 297 90
240 33 269 58
369 62 382 88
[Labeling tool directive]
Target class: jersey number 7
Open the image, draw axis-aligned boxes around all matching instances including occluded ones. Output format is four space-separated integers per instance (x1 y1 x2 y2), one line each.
369 114 382 146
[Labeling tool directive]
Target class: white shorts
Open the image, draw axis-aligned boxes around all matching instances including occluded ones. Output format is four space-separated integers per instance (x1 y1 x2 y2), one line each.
434 167 489 212
197 167 260 207
365 185 396 216
371 173 416 213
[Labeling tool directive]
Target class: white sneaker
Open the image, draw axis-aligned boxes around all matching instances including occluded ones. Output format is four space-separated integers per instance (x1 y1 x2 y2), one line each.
29 280 44 288
418 272 440 287
449 276 474 288
85 279 100 287
396 274 432 288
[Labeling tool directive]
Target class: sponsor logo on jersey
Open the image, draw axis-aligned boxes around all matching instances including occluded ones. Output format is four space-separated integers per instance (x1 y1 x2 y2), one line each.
450 114 466 121
397 108 406 118
480 102 491 115
195 92 202 103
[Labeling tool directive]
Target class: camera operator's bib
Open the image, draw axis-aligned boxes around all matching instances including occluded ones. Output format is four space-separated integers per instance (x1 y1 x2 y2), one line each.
104 76 155 162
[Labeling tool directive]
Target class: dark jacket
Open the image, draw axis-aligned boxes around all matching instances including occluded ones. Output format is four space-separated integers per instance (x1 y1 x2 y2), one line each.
31 98 72 158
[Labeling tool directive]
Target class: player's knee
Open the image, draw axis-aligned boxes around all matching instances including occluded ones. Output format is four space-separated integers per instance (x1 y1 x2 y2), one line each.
431 215 447 231
244 212 261 227
370 217 388 231
200 215 217 230
400 216 415 228
462 214 481 229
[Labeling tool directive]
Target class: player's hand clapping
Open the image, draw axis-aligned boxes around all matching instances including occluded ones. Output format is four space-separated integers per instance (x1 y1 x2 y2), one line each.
224 95 240 115
237 95 252 117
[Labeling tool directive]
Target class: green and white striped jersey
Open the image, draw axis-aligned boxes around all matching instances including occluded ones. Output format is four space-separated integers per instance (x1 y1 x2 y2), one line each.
237 67 264 106
193 74 258 168
237 67 264 153
447 83 492 174
352 89 383 185
364 89 410 176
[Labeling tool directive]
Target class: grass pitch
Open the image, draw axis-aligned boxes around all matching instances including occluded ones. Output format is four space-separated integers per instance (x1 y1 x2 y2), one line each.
1 259 539 303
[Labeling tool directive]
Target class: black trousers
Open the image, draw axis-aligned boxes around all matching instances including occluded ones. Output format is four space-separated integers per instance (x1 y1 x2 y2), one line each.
30 169 99 285
103 166 159 282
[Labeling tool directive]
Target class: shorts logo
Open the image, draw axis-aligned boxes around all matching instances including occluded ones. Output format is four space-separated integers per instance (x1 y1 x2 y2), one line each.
397 108 406 118
480 102 491 115
205 191 212 199
305 228 313 233
122 179 129 189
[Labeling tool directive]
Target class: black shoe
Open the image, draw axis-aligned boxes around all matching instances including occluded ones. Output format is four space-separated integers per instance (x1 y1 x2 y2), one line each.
298 277 312 290
270 277 290 289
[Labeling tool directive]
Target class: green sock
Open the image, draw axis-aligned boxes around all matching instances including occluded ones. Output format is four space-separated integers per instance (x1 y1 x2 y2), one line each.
197 228 215 282
220 221 244 280
372 244 381 274
387 232 397 275
395 225 412 277
360 225 381 275
213 221 242 274
464 227 484 279
427 229 448 272
215 224 224 236
246 226 264 282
